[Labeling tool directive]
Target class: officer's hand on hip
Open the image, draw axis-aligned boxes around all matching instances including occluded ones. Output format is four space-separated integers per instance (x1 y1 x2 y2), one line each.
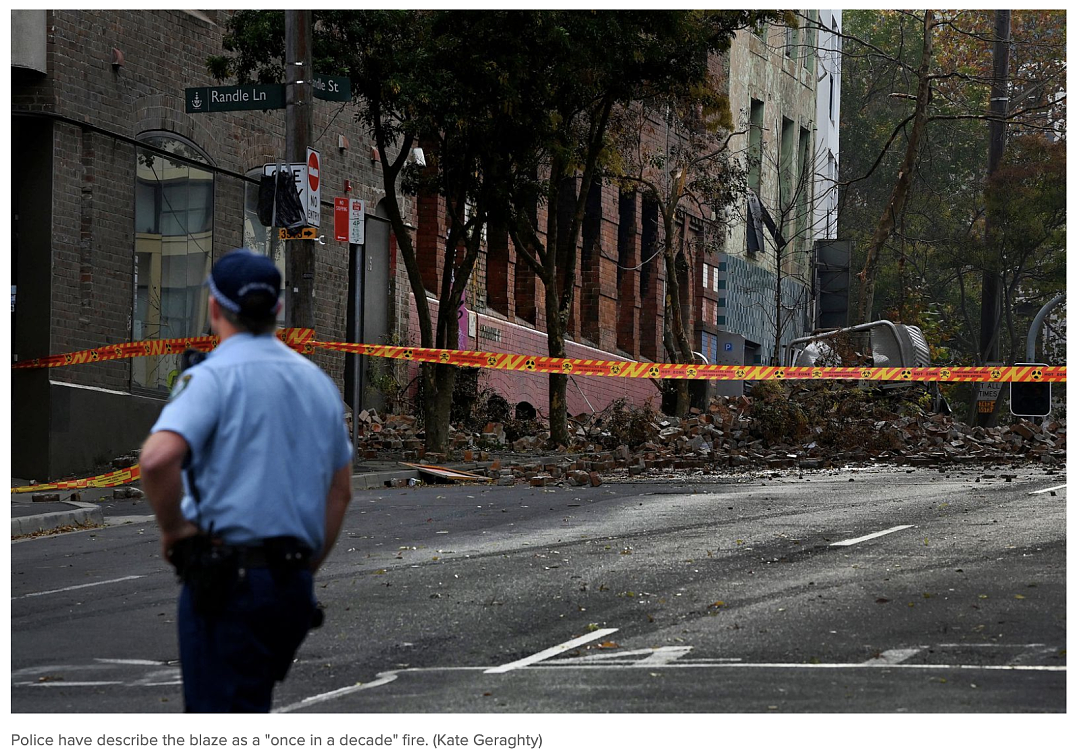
162 520 201 565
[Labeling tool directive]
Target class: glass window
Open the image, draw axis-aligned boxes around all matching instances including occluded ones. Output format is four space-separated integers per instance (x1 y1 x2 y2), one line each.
804 12 817 72
748 99 765 193
132 133 214 392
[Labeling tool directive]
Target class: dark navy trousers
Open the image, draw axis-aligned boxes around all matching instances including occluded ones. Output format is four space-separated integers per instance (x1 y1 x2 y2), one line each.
178 567 315 712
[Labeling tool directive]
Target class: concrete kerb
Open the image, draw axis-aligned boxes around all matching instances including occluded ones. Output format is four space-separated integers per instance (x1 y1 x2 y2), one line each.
11 501 105 537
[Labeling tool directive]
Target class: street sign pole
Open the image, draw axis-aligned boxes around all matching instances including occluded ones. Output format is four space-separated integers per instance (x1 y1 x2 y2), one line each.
285 10 316 332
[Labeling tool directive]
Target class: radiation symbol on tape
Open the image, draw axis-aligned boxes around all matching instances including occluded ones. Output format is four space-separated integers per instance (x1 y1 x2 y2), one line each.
403 349 414 360
812 368 822 379
862 369 873 379
686 367 698 379
735 368 747 379
562 362 573 374
89 350 99 361
487 355 498 367
775 369 785 379
114 346 124 358
525 359 536 371
64 354 73 364
991 368 1002 380
439 351 450 363
940 368 952 380
1032 368 1043 381
648 365 661 378
610 363 622 376
901 369 912 380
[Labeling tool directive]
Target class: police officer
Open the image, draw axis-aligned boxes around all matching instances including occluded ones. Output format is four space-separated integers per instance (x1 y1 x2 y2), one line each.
140 248 353 712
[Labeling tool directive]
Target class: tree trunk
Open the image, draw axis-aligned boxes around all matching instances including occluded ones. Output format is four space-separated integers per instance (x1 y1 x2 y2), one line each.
854 10 934 325
545 279 571 447
661 213 694 418
422 362 456 456
773 242 784 365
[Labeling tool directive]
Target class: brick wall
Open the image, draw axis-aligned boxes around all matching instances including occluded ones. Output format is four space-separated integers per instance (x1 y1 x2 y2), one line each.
17 9 397 395
405 294 660 418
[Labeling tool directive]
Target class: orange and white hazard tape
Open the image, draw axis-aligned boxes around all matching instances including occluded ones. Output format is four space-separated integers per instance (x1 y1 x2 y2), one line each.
314 341 1065 384
10 329 1064 383
12 465 141 494
11 329 316 370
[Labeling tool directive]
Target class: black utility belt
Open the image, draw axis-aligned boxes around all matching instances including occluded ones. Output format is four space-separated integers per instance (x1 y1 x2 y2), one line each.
227 537 313 569
172 534 314 617
171 534 312 578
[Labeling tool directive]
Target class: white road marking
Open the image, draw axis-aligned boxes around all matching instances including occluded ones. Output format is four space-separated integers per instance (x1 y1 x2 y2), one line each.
94 658 168 666
545 646 694 666
862 648 922 665
11 659 180 689
484 628 620 674
15 681 124 687
829 525 915 547
12 575 145 600
274 671 409 714
938 643 1045 648
1029 484 1066 495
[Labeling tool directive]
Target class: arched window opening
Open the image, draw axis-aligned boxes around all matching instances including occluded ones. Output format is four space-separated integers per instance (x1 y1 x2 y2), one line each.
133 132 214 392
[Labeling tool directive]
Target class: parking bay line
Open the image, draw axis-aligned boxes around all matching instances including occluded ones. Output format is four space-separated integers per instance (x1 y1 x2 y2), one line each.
12 575 145 600
484 628 620 674
829 525 915 548
1030 484 1066 495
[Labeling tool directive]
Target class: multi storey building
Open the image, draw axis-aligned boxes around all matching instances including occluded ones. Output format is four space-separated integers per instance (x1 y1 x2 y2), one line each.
716 12 842 369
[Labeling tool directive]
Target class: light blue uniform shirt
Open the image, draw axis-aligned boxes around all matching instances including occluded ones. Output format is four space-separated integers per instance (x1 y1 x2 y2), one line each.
151 333 352 553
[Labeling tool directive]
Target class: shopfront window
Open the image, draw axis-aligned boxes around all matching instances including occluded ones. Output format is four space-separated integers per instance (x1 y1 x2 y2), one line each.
133 133 214 392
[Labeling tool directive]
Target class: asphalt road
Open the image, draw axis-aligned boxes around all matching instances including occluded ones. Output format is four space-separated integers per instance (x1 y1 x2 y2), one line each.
10 464 1066 719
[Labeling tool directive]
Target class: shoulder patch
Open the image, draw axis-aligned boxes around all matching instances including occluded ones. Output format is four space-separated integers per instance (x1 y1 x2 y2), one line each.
168 373 193 402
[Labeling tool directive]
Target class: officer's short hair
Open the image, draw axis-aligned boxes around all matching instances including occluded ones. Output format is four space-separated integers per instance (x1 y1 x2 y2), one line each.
207 249 282 335
221 290 279 335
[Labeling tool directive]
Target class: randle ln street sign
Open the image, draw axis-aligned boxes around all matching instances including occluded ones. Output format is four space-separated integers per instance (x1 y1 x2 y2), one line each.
186 84 285 113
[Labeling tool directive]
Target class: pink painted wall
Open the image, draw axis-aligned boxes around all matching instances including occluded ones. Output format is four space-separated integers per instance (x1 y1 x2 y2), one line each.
405 294 660 418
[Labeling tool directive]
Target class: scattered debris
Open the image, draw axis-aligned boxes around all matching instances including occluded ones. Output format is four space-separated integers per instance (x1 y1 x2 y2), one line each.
94 382 1066 490
398 463 493 483
362 382 1063 483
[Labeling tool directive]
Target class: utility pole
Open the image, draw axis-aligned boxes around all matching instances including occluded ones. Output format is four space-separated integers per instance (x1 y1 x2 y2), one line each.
285 10 316 330
976 9 1010 426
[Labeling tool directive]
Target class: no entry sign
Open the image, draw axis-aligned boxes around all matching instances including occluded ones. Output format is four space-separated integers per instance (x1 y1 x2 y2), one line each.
305 148 321 227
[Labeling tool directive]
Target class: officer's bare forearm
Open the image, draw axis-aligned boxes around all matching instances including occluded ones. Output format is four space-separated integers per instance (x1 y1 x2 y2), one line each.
313 464 353 572
140 430 191 536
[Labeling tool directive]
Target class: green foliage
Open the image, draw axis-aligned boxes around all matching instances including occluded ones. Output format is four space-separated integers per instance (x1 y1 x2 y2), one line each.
839 10 1066 377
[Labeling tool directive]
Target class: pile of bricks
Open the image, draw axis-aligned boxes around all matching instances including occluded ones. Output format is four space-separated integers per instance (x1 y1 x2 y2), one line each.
346 388 1065 484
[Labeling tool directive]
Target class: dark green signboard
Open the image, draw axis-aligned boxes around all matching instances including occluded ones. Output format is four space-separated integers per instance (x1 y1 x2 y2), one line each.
313 74 351 102
185 84 286 113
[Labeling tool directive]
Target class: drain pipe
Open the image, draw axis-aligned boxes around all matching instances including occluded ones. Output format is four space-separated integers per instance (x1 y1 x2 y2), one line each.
1026 293 1065 362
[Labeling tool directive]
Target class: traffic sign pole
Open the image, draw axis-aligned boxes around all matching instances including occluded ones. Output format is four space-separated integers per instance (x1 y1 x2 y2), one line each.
285 10 316 332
